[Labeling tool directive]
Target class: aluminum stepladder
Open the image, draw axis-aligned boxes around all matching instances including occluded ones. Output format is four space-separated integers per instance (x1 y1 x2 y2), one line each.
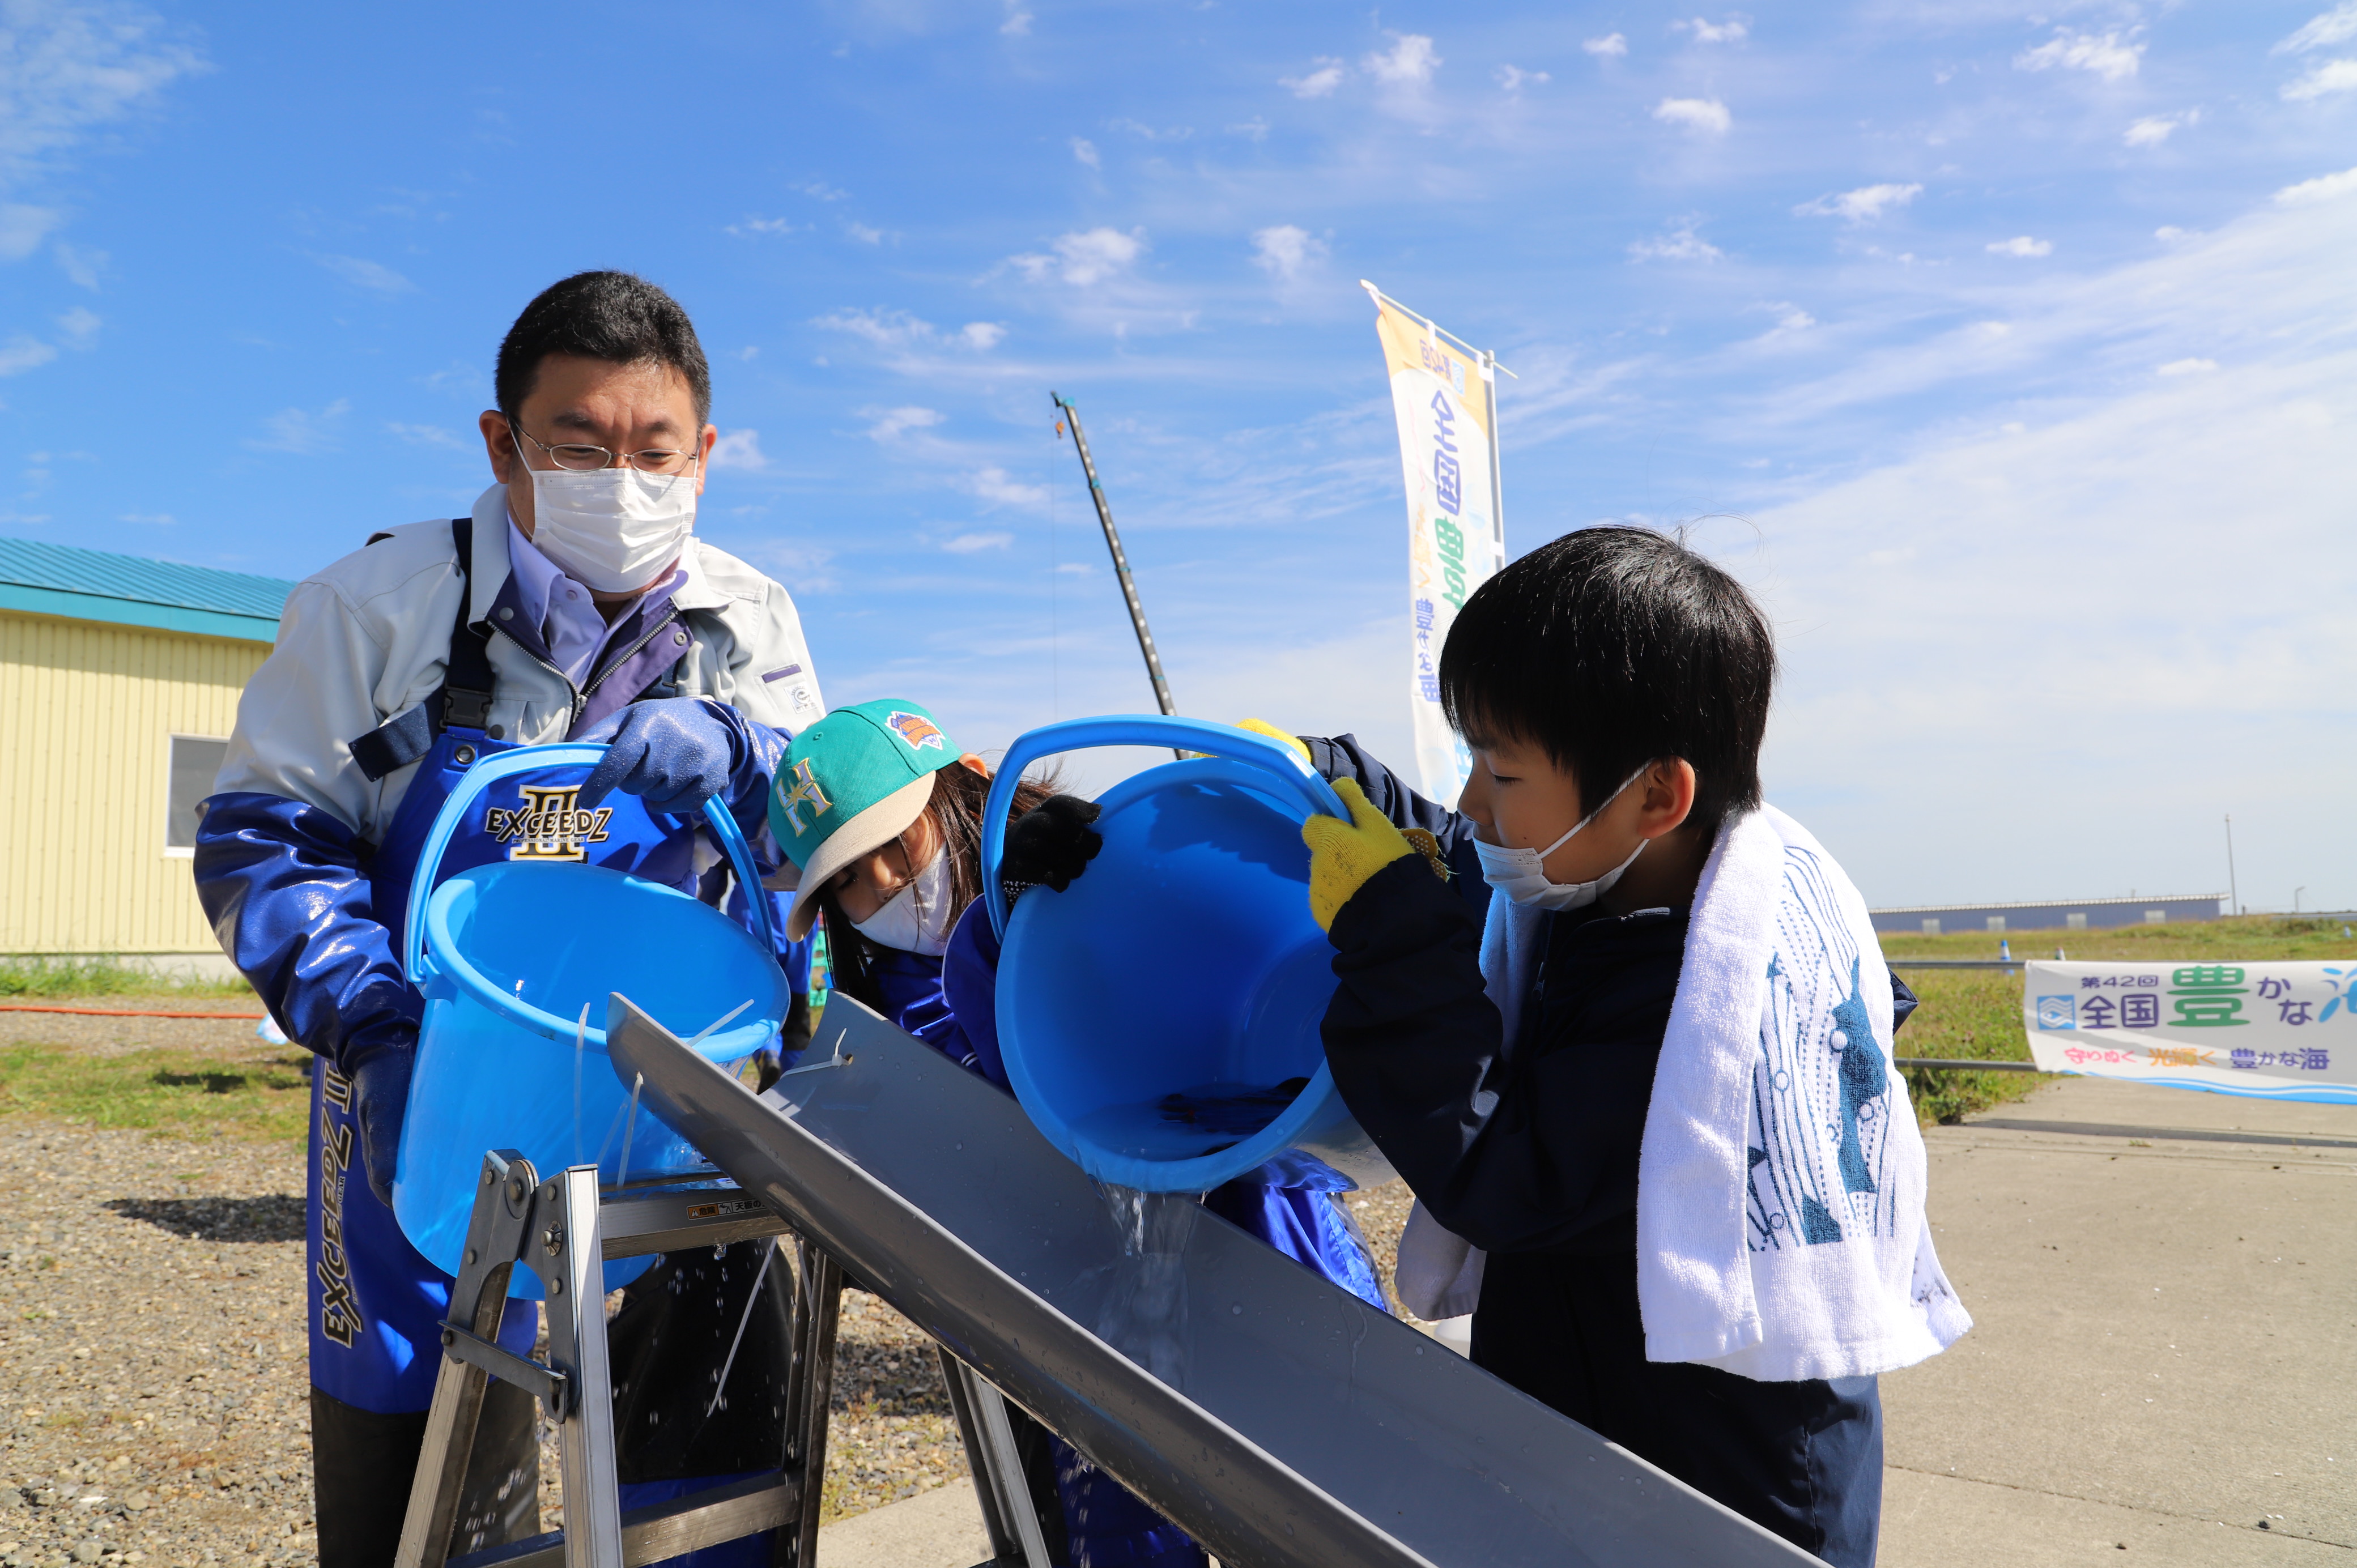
393 1148 1061 1568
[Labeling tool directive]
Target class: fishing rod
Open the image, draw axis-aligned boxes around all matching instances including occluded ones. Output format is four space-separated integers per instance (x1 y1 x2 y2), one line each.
1051 392 1179 731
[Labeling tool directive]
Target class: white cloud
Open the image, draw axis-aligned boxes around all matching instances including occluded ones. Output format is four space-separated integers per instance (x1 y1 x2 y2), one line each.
0 336 57 376
1108 117 1192 143
1672 16 1750 44
942 531 1014 553
1007 227 1145 286
818 308 933 347
999 1 1032 36
793 181 848 202
1227 117 1270 141
1795 182 1922 223
1986 235 2054 257
54 306 98 346
2157 357 2219 376
959 322 1006 350
2275 3 2357 53
249 399 351 455
386 422 469 449
845 221 886 245
118 512 173 525
0 204 61 261
1250 224 1326 282
2282 58 2357 99
1496 65 1550 93
1583 33 1628 58
1070 137 1099 169
1280 58 1344 99
709 429 768 470
2014 28 2143 83
725 216 798 236
54 242 103 288
2154 225 2192 243
312 254 414 294
865 406 946 442
967 467 1050 510
1653 97 1731 134
1628 220 1723 262
2125 110 2201 147
0 2 204 193
2273 164 2357 204
1363 34 1440 87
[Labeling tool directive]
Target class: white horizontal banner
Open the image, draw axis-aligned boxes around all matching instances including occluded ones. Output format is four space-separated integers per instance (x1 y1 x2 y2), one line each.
2022 961 2357 1103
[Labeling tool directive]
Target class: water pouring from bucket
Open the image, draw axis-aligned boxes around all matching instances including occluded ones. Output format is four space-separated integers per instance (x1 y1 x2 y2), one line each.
392 742 794 1298
981 715 1398 1197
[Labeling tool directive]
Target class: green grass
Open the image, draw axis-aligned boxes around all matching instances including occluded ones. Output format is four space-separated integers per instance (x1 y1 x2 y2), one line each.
0 1042 311 1145
0 955 256 1000
1883 914 2357 1124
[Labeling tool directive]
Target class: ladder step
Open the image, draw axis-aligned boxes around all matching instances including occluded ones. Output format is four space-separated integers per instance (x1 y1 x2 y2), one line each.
448 1474 799 1568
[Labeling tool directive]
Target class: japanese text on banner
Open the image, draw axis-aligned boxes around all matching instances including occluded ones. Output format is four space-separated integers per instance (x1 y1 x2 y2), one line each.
2021 961 2357 1103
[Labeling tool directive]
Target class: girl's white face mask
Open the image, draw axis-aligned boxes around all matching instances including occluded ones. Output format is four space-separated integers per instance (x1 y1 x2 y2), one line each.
852 844 956 956
520 462 697 595
1472 766 1648 911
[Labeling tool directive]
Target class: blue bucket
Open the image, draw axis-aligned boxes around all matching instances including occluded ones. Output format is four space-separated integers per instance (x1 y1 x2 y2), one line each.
982 716 1397 1196
391 743 792 1298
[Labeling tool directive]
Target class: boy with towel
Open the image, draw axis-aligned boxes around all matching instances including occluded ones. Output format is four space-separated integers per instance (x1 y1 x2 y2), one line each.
1292 526 1970 1566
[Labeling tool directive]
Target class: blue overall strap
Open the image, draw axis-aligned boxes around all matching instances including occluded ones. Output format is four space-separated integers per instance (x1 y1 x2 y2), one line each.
348 518 497 782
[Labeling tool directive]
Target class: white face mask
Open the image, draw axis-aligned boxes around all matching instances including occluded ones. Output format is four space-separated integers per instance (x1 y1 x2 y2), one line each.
518 461 697 595
851 845 956 956
1471 767 1649 911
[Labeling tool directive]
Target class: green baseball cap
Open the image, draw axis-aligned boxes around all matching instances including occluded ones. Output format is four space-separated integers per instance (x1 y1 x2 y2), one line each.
768 699 963 940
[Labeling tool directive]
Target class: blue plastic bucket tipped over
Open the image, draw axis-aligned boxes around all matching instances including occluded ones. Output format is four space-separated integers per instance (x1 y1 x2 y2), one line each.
983 716 1397 1196
391 743 791 1298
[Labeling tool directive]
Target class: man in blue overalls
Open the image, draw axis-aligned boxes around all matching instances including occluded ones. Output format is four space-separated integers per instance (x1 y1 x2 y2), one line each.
195 272 826 1567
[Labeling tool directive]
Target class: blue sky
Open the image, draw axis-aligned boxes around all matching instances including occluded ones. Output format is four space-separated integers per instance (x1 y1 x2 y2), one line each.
5 0 2355 913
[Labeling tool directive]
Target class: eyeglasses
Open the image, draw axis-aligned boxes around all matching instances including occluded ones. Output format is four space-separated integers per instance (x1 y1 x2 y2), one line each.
510 421 703 475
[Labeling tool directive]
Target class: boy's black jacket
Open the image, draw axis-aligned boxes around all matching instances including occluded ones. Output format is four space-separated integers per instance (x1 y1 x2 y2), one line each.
1302 734 1916 1259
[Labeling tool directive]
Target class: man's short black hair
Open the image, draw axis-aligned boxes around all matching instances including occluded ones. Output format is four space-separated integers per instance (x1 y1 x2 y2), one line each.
1439 525 1775 830
495 271 712 426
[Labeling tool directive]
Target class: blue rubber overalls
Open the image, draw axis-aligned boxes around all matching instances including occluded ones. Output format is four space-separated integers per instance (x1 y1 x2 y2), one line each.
288 518 798 1567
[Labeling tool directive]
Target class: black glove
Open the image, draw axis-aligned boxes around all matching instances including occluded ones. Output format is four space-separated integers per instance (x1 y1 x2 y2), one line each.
1001 795 1103 897
347 1045 416 1208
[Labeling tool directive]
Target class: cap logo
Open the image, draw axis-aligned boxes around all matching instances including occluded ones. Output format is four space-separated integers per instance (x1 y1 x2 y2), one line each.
885 710 946 752
775 758 833 836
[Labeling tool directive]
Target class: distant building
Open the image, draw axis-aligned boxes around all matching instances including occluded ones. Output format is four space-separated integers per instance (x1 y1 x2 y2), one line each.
1 538 293 974
1869 895 2225 936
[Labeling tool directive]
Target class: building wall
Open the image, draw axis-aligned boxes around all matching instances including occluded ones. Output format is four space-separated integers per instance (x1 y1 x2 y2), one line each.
0 609 269 953
1869 897 2224 935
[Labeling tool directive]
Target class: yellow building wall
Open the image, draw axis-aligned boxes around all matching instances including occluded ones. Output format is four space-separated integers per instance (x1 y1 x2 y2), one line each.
0 609 270 953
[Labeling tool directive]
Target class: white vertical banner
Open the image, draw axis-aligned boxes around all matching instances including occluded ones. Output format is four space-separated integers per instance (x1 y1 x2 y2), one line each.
1364 282 1507 807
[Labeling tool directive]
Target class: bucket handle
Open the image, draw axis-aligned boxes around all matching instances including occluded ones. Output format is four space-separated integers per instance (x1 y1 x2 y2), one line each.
979 714 1350 940
402 741 778 985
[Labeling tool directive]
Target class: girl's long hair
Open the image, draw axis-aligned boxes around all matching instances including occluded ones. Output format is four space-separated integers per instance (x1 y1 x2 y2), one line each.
819 760 1061 1012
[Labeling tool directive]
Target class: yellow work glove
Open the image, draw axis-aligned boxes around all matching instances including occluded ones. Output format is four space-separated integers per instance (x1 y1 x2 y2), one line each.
1235 717 1313 769
1301 778 1451 932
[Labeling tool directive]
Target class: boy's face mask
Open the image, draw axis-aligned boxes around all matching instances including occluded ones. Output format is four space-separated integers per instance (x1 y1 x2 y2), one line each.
851 842 955 956
1472 766 1648 911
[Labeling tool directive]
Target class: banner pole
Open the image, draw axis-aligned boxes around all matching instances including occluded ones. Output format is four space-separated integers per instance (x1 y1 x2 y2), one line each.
1050 392 1182 738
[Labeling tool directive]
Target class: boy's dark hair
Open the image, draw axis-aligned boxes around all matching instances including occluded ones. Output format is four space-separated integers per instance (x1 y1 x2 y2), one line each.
1439 526 1775 830
495 271 712 425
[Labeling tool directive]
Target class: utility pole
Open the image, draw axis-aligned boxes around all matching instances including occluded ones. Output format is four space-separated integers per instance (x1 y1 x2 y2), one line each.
1051 392 1178 725
2225 813 2240 915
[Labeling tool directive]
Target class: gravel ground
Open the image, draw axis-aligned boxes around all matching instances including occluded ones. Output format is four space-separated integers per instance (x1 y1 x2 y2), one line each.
0 1008 1426 1554
0 1009 259 1060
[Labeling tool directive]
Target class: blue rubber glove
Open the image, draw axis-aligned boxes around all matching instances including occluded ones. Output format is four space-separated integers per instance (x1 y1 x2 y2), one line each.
347 1043 415 1208
578 698 743 814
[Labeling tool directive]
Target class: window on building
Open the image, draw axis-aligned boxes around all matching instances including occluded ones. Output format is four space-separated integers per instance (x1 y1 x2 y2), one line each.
1921 918 1941 935
2066 913 2088 931
167 735 230 853
1986 915 2007 933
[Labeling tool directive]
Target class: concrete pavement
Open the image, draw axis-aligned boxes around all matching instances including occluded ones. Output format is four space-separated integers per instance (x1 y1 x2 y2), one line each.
1879 1075 2355 1566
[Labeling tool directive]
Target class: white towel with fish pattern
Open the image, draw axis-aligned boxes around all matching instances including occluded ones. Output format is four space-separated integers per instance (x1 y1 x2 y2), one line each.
1635 803 1972 1380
